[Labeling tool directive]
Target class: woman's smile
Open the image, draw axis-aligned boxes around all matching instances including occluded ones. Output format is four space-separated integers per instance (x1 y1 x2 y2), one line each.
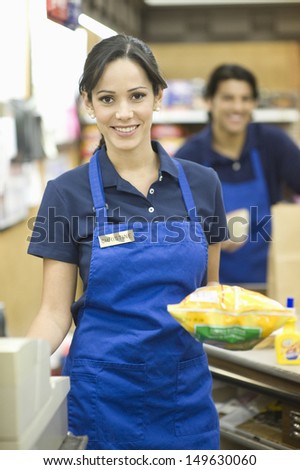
112 124 140 136
87 58 160 155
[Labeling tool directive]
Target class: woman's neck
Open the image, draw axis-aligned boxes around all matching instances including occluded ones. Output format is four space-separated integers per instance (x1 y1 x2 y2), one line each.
106 142 160 197
107 141 155 170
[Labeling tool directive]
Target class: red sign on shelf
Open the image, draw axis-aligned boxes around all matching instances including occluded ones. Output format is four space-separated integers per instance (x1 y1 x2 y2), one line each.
47 0 81 30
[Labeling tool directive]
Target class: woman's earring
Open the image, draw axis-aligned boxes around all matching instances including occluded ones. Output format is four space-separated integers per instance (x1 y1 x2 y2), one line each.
154 106 161 112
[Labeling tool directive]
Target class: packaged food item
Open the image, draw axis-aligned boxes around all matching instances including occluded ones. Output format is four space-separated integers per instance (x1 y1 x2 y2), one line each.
167 284 296 350
275 298 300 365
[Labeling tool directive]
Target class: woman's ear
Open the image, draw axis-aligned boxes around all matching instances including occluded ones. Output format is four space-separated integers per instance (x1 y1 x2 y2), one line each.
154 89 163 111
82 92 95 118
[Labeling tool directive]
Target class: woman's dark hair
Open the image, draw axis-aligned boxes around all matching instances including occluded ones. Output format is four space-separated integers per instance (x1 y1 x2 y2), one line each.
204 64 259 100
79 34 168 101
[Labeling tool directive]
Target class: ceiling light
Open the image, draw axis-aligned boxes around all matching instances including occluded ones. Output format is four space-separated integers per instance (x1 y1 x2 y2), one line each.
78 13 118 38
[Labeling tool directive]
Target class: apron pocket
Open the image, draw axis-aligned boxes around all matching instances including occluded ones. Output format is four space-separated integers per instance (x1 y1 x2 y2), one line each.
97 362 146 445
68 360 98 443
68 360 146 446
175 354 219 437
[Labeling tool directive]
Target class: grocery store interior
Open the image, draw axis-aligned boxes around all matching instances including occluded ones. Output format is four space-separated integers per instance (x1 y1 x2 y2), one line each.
1 0 300 451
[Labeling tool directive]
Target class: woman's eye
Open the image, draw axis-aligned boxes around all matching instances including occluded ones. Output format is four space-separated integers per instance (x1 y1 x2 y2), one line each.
132 92 146 101
100 96 113 104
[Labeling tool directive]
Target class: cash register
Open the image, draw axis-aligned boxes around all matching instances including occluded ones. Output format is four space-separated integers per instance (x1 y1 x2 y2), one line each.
0 337 71 449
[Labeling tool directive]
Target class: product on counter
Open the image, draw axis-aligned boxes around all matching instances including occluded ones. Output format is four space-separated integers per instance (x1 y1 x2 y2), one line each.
167 284 296 350
275 298 300 365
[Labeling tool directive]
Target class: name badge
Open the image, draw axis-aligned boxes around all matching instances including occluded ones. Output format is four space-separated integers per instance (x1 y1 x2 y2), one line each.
98 229 135 248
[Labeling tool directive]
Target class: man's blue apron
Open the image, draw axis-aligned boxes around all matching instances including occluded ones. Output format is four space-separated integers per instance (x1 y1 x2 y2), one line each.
220 149 271 284
63 147 219 450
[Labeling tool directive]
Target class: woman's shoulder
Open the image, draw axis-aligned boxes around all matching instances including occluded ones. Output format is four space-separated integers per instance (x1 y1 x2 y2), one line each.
173 157 221 199
53 161 90 186
43 161 92 214
48 161 90 197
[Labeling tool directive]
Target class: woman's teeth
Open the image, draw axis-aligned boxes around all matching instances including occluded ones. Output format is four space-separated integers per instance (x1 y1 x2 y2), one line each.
115 126 137 133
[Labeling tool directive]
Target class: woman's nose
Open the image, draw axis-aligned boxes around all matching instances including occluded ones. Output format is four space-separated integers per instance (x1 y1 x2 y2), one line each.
115 103 133 120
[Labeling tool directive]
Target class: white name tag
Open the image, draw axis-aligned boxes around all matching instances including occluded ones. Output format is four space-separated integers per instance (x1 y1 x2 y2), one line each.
98 229 135 248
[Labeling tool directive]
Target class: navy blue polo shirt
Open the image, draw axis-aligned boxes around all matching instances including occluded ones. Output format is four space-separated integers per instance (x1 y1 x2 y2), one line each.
28 141 228 293
174 123 300 205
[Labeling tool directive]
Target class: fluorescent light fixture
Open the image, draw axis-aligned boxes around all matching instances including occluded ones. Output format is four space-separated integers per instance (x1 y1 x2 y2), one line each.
78 13 118 38
144 0 300 5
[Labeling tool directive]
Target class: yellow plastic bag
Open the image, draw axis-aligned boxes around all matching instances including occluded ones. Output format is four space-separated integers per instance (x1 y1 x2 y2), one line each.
167 284 295 350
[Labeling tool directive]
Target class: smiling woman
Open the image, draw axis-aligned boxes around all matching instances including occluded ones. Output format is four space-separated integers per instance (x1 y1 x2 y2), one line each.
82 58 162 164
26 34 229 450
79 36 167 195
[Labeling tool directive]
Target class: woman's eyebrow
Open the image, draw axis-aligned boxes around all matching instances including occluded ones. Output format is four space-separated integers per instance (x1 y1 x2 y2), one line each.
95 89 115 95
96 86 149 95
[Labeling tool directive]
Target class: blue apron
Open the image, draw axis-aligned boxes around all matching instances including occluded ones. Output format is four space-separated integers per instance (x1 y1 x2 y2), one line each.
220 149 271 284
63 147 219 450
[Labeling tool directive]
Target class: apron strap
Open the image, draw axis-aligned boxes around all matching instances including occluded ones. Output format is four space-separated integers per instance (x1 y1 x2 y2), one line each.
89 149 108 223
89 151 199 224
251 148 265 180
173 159 198 222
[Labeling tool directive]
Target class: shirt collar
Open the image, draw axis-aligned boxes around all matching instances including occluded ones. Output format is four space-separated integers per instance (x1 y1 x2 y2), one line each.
152 140 179 179
98 140 178 188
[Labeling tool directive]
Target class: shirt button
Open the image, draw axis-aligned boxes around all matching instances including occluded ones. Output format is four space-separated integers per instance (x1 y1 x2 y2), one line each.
232 161 241 171
159 175 163 182
148 207 155 213
149 188 155 195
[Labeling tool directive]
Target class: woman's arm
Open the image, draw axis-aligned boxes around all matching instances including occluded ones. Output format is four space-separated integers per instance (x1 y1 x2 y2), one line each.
27 258 78 354
206 242 221 285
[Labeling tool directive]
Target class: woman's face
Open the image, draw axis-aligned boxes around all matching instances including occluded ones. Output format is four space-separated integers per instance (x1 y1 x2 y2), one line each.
85 58 161 155
207 79 257 135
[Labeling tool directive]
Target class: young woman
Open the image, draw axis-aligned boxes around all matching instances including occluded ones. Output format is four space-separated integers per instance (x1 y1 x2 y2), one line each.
27 34 228 450
175 64 300 285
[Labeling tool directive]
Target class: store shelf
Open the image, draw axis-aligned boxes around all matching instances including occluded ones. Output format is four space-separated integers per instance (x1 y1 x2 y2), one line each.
81 108 299 126
253 108 300 123
153 108 300 124
153 109 208 124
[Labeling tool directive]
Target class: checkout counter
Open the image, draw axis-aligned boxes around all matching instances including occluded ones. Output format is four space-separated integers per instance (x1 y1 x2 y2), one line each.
205 342 300 449
0 338 87 450
1 336 299 450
